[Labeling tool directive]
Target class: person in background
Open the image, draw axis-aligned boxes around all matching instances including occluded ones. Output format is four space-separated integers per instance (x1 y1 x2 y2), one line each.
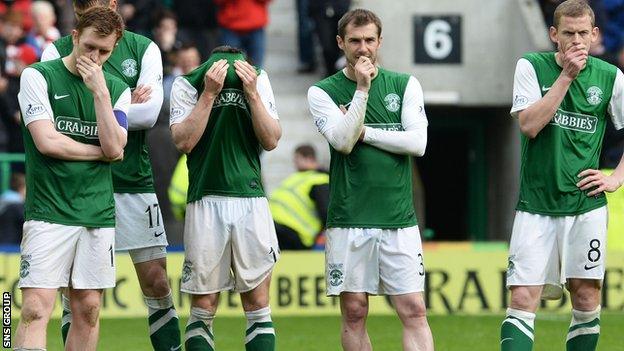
269 144 329 250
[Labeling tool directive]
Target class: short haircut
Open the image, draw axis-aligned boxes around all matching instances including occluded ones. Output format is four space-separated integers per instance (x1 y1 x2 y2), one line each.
211 45 244 55
553 0 595 28
31 1 56 18
76 6 124 42
337 8 382 39
295 144 316 159
73 0 109 11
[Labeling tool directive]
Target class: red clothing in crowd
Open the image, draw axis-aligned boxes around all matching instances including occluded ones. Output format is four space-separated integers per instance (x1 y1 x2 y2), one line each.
214 0 271 33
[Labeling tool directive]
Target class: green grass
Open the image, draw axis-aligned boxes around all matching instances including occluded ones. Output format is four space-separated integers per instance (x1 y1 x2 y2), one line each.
10 313 624 350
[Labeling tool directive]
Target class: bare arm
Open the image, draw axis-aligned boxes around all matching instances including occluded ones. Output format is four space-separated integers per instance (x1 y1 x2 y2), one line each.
170 59 229 153
518 45 587 138
234 61 281 151
27 120 107 160
76 55 127 159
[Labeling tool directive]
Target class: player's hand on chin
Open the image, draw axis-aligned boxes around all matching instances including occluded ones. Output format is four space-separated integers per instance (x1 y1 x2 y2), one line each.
76 55 107 95
577 168 623 196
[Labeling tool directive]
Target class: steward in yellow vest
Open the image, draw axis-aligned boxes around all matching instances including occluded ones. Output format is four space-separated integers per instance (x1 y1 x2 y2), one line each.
269 145 329 249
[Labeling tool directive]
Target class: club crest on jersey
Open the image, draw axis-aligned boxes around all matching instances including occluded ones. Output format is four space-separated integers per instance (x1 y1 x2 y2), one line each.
19 255 31 278
121 58 138 77
181 259 193 283
586 86 603 105
506 255 515 277
384 93 401 112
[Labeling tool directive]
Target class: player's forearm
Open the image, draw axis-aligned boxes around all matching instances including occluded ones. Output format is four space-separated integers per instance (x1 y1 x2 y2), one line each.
36 132 104 161
362 127 427 156
127 85 163 131
171 93 215 153
323 91 368 154
248 93 281 151
518 73 573 138
610 153 624 189
93 92 127 159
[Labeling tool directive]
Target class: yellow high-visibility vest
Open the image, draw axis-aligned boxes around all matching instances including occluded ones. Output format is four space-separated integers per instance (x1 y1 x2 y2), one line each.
269 170 329 247
168 155 188 221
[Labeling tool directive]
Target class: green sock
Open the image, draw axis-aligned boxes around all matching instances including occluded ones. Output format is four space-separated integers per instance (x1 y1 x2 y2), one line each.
145 292 181 351
185 307 215 351
245 306 275 351
566 306 600 351
500 308 535 351
61 294 71 345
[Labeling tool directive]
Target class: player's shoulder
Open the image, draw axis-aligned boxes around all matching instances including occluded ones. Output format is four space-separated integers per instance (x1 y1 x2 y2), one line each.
104 71 129 91
120 30 153 47
378 67 411 80
29 58 63 75
52 34 74 55
588 55 618 75
520 51 556 67
314 69 348 90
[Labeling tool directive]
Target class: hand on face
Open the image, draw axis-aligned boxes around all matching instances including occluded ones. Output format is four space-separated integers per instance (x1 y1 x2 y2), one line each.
202 59 229 98
234 60 258 97
353 56 375 92
76 54 107 94
561 43 588 80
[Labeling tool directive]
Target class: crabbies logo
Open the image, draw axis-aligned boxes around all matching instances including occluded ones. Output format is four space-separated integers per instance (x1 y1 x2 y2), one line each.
383 93 401 112
586 86 603 105
121 58 138 77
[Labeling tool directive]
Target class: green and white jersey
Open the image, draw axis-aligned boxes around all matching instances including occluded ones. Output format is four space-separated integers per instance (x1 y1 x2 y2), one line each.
41 31 164 193
169 53 279 202
17 59 131 227
510 52 624 215
308 68 428 229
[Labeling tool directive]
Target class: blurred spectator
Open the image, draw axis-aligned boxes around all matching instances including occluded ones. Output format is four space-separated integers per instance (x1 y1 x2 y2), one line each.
118 0 162 36
214 0 271 68
152 9 180 76
25 0 60 58
0 172 25 244
309 0 350 76
0 10 37 157
602 0 624 68
296 0 316 73
269 144 329 250
0 0 33 32
172 0 217 60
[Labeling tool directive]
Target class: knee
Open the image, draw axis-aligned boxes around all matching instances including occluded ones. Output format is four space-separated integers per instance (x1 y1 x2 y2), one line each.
146 273 171 297
570 284 601 311
20 303 47 325
342 299 368 326
73 297 101 328
510 287 540 311
191 294 219 313
397 298 427 322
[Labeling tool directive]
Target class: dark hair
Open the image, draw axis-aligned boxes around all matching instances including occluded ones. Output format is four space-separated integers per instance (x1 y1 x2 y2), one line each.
211 45 244 55
295 144 316 159
76 6 124 42
553 0 595 28
337 8 382 39
73 0 109 11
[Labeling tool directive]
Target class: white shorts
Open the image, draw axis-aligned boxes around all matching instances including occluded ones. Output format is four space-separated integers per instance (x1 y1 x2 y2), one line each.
506 206 607 299
325 225 425 296
114 193 168 251
18 220 116 289
181 196 279 294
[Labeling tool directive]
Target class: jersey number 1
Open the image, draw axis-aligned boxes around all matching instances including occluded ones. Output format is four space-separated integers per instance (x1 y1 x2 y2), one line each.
145 203 161 228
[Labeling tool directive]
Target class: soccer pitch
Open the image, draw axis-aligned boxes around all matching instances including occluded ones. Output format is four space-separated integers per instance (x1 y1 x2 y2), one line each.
15 312 624 350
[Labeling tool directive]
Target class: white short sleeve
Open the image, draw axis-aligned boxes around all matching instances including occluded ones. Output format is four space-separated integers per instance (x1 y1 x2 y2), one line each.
17 68 54 126
257 70 278 119
114 88 131 115
169 76 198 126
608 68 624 130
510 58 542 118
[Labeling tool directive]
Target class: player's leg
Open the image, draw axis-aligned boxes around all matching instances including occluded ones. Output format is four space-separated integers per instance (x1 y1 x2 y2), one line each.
231 197 279 351
380 226 432 351
566 279 601 351
65 288 103 350
501 211 559 351
116 193 181 350
15 220 81 349
391 293 433 351
240 275 275 351
563 206 606 351
181 197 234 351
14 288 57 349
60 287 71 344
186 293 220 351
66 226 115 349
132 252 181 351
340 292 372 351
